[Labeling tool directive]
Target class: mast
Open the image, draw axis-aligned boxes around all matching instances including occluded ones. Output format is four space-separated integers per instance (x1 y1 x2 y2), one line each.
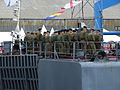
18 0 22 55
13 0 22 54
15 0 21 32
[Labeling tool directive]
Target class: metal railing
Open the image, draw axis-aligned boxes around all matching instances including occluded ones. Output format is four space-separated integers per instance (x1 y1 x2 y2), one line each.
1 41 120 61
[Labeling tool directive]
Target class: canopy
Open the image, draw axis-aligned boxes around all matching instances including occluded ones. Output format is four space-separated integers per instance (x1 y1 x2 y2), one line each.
103 29 120 42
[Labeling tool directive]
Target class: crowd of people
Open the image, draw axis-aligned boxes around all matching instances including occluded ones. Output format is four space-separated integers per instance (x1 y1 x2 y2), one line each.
24 26 103 56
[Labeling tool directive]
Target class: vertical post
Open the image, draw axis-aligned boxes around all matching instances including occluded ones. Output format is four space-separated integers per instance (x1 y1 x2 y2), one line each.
54 42 59 59
81 0 84 19
73 42 76 59
10 41 13 55
32 41 35 54
17 0 21 29
54 42 56 59
71 7 75 19
94 0 103 33
19 39 22 55
40 42 42 56
17 0 22 55
44 43 47 59
0 68 3 90
25 41 27 54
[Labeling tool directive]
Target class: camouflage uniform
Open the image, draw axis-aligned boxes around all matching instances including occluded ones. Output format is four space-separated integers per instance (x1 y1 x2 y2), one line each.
44 35 52 57
87 31 96 55
58 34 64 53
79 30 88 53
24 33 35 54
95 31 103 51
24 34 34 41
51 34 59 53
64 33 72 54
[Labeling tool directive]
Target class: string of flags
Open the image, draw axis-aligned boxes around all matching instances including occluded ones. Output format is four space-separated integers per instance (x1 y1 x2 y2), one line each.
4 0 83 20
45 11 65 20
44 0 82 20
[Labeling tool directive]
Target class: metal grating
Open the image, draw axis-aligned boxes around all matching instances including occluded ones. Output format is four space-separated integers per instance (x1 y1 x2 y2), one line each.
0 54 38 90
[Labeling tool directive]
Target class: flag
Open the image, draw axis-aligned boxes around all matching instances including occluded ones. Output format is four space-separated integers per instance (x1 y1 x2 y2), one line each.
49 27 55 36
19 27 26 41
15 23 20 33
45 11 65 20
4 0 18 7
70 0 73 8
11 23 20 40
41 25 47 35
62 0 82 9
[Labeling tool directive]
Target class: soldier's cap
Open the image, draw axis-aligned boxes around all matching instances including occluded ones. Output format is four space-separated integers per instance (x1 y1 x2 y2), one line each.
31 32 34 34
96 30 100 32
27 32 30 34
44 32 47 34
63 29 67 32
55 30 61 33
66 29 69 32
54 31 58 33
38 28 42 31
60 29 65 32
73 30 77 32
83 26 87 28
64 29 67 32
47 31 50 33
90 28 95 31
68 28 72 31
54 30 59 33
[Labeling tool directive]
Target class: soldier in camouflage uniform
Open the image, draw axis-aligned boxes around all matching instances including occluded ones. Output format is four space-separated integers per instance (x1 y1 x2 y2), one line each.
63 29 73 54
44 31 52 58
51 31 59 43
79 26 88 55
95 30 103 51
34 28 43 55
51 31 59 53
79 26 88 41
42 32 48 57
87 29 96 55
71 29 78 41
24 32 34 41
24 32 35 54
57 30 65 53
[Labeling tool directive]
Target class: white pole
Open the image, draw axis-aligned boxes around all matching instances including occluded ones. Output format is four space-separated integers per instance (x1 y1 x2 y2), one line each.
17 0 22 55
17 0 20 30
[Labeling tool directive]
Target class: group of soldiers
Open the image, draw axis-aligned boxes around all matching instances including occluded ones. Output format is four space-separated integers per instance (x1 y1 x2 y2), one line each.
24 26 103 56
